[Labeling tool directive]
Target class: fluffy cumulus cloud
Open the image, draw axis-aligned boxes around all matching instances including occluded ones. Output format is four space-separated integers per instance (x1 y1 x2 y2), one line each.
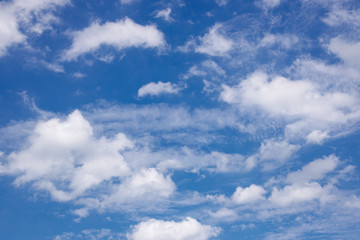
251 139 300 170
128 217 220 240
62 18 165 61
0 110 176 215
74 168 176 216
220 71 360 140
269 182 329 207
328 37 360 68
232 184 266 204
180 24 233 56
138 81 183 97
269 155 340 207
0 110 133 201
0 0 70 56
285 155 339 184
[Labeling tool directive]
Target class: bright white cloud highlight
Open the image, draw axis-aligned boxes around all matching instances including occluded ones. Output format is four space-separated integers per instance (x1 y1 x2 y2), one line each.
0 0 70 56
220 71 360 140
286 155 339 184
138 81 183 97
62 18 165 61
196 24 233 56
269 182 328 206
268 155 340 207
180 24 233 56
0 110 133 201
128 217 220 240
306 130 329 144
232 184 266 204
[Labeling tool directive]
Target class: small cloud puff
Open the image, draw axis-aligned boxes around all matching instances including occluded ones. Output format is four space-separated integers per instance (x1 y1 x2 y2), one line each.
128 217 221 240
154 8 174 22
138 81 184 97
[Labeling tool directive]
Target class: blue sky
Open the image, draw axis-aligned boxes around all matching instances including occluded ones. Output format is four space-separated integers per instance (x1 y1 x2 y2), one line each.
0 0 360 239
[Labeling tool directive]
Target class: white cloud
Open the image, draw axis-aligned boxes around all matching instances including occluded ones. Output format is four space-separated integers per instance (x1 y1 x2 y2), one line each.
323 8 360 27
258 139 300 169
128 217 220 240
306 130 329 144
245 139 300 171
54 229 122 240
155 8 174 22
269 182 329 206
0 109 181 217
285 155 339 184
215 0 228 6
0 0 70 56
208 208 238 220
62 18 165 61
328 37 360 68
183 60 226 79
290 58 360 94
268 155 340 207
220 71 360 140
180 24 233 56
73 72 86 78
41 60 65 73
0 110 133 201
138 81 183 97
232 184 266 204
259 34 298 49
100 168 175 205
196 24 233 56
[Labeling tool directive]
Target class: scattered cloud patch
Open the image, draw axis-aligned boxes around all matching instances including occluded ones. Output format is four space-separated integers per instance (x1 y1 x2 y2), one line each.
220 71 360 141
306 130 329 144
285 155 339 184
0 0 70 56
128 217 221 240
183 60 226 79
323 8 360 27
138 81 184 97
259 0 281 9
328 37 360 68
215 0 228 6
73 72 86 78
180 24 233 56
54 229 123 240
269 182 329 207
62 18 165 61
154 8 174 22
41 60 65 73
232 184 266 204
259 34 299 49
